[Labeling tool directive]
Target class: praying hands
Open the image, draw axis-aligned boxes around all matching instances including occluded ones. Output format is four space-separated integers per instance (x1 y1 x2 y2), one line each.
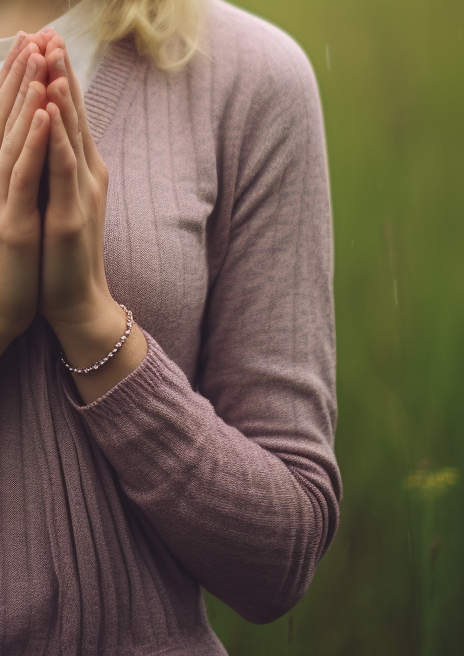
0 29 147 403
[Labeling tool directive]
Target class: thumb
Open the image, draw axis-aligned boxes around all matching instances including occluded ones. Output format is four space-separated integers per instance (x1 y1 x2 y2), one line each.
46 102 78 217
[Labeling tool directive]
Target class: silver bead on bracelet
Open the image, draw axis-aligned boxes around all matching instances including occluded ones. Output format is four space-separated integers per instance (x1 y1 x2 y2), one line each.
59 304 133 374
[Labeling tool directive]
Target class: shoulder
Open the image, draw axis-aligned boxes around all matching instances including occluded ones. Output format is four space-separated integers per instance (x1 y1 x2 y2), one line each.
206 0 312 72
205 0 321 116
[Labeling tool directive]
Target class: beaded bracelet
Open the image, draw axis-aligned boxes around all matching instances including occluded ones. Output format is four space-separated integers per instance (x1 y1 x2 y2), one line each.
59 304 133 374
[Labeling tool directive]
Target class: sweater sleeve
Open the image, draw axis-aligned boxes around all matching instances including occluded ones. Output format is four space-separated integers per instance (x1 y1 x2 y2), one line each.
58 31 342 625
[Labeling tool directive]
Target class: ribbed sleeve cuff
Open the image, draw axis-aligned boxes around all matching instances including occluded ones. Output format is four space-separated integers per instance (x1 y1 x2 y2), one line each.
57 327 178 413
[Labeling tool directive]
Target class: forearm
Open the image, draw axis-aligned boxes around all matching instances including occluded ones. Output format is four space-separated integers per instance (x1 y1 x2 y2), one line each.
52 299 148 406
61 327 341 624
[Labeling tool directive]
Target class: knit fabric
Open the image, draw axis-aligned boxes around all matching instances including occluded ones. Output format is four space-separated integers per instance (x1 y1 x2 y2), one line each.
0 0 342 654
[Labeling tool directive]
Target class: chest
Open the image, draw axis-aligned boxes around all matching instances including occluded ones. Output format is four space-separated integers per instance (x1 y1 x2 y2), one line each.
95 71 219 383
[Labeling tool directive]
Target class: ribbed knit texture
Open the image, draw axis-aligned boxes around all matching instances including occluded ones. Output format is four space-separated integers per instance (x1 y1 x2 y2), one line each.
0 0 342 654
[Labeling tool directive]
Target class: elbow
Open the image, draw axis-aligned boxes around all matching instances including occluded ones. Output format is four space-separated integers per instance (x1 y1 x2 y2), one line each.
234 552 319 625
236 485 340 625
238 597 305 626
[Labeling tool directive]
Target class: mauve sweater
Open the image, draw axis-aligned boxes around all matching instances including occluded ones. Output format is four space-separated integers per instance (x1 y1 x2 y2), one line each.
0 0 342 654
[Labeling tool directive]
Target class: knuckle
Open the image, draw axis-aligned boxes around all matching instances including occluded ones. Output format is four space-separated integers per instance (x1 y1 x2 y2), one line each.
63 155 77 176
0 228 18 250
10 165 32 191
59 224 81 241
18 68 30 90
99 163 109 187
4 115 15 137
88 178 105 209
44 207 85 242
57 216 86 242
23 38 40 51
50 36 66 50
10 44 37 78
74 130 84 156
55 151 77 177
23 136 38 159
1 135 16 160
93 158 109 186
0 216 38 250
10 57 24 79
26 83 40 104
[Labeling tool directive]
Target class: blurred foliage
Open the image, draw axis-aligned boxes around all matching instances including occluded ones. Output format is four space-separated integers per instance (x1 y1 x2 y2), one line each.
202 0 464 654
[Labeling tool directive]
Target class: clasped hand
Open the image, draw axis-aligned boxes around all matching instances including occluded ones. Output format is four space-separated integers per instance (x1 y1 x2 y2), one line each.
0 29 112 342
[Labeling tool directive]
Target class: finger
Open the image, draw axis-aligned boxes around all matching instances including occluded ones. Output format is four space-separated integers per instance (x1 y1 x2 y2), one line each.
44 32 67 66
46 46 98 172
0 32 28 89
6 109 50 217
4 53 48 140
47 75 87 183
0 81 47 203
32 28 57 52
46 101 79 212
0 30 54 88
20 30 55 55
0 42 41 143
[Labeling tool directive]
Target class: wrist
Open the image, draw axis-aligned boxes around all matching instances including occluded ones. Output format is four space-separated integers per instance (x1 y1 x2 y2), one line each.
52 298 127 371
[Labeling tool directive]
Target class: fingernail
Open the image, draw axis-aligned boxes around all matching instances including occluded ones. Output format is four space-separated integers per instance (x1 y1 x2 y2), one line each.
27 58 38 76
56 54 66 71
27 42 40 55
41 27 55 34
26 85 36 101
32 111 43 128
14 31 26 48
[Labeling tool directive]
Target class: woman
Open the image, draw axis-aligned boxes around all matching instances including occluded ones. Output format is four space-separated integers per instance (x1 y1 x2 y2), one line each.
0 0 342 653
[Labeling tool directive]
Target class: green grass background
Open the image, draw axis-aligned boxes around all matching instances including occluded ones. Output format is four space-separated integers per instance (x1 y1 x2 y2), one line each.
202 0 464 654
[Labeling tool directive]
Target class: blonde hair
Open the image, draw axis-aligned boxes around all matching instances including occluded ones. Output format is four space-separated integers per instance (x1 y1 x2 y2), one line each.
66 0 210 73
